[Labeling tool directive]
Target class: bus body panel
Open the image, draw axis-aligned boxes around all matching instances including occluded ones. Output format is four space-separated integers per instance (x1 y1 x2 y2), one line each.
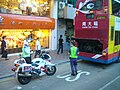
78 51 119 64
74 0 120 64
78 56 118 64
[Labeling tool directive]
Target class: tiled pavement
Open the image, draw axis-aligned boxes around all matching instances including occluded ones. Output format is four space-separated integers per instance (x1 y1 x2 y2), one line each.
0 50 70 79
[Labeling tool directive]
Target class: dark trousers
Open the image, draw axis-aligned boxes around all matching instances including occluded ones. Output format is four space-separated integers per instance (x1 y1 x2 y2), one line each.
57 45 63 54
24 57 31 64
70 58 77 74
34 50 41 58
1 48 8 58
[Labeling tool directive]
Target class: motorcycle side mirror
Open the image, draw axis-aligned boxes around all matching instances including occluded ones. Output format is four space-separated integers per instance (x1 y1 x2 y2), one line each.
42 51 45 53
45 47 48 49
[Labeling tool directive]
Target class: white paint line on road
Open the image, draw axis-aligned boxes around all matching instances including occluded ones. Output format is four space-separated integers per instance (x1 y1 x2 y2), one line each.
98 74 120 90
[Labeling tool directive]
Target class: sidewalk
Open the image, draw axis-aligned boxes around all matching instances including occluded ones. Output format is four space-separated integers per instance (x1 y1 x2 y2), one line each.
0 50 69 79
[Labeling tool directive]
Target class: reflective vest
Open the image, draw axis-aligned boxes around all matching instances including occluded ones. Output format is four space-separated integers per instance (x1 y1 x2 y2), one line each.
70 46 78 58
22 46 30 58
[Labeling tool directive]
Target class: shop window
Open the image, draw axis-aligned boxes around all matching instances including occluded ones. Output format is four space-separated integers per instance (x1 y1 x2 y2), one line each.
0 29 50 50
68 0 73 4
67 0 77 8
0 0 50 17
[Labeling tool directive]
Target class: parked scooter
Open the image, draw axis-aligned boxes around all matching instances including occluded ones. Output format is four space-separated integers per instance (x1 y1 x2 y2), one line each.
12 50 56 85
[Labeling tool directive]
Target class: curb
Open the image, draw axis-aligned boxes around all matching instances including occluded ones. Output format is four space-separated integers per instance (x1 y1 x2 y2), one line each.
8 53 22 57
55 60 70 65
0 73 14 80
0 60 82 80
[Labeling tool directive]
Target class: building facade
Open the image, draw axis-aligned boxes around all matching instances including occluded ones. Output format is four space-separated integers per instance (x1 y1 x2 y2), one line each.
57 0 76 50
0 0 76 53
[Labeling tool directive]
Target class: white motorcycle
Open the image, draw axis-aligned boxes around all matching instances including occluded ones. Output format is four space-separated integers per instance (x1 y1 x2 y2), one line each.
12 50 56 85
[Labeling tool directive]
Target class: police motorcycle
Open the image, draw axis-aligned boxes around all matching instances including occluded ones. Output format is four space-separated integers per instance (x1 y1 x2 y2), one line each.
12 50 56 85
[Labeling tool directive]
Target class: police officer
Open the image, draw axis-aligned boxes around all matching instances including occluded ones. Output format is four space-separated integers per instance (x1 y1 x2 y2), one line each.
69 41 79 76
22 43 31 64
22 36 32 64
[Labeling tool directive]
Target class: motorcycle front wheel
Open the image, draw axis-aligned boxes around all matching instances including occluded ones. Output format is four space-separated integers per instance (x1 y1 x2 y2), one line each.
18 75 32 85
46 66 56 76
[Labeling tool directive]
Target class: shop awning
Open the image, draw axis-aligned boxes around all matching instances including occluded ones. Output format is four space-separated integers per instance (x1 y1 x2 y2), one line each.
0 13 55 29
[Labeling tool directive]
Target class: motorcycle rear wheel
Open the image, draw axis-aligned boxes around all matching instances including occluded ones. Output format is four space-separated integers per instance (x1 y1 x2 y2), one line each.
18 75 32 85
46 66 56 76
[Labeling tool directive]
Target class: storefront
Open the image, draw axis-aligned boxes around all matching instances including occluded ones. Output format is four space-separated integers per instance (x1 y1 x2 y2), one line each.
0 0 50 17
0 13 55 53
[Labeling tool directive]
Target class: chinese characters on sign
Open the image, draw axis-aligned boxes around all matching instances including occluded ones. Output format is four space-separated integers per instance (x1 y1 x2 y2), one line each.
82 21 98 28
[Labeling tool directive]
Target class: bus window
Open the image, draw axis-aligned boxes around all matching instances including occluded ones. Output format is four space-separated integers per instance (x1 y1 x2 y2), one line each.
86 13 94 19
112 0 120 17
111 27 114 41
94 0 103 10
80 0 103 11
115 31 120 45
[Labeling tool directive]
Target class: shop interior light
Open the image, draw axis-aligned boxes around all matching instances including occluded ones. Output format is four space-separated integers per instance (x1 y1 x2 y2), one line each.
26 0 32 7
44 2 48 4
46 6 50 10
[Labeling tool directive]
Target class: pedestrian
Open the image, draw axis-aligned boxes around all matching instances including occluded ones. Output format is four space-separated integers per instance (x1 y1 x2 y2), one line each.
1 36 9 60
66 36 70 51
22 36 32 64
34 38 41 58
26 6 31 15
57 35 63 54
69 41 79 76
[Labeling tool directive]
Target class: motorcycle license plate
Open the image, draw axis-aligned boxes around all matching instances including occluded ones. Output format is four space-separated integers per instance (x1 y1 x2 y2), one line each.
24 66 31 72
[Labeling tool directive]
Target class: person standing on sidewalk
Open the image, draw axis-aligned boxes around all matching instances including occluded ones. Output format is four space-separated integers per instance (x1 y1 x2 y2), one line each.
69 41 79 76
1 36 9 60
34 38 41 58
57 35 63 54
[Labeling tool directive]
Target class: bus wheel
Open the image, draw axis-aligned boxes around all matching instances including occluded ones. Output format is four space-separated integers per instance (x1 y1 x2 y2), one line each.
116 51 120 63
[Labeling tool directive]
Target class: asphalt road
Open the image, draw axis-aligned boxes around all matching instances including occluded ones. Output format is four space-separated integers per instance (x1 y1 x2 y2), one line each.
0 61 120 90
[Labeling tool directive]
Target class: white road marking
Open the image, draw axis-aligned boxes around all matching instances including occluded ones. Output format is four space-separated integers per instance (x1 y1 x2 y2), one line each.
65 71 90 82
57 74 71 79
56 70 90 82
32 86 37 89
98 75 120 90
17 86 22 90
56 70 82 79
